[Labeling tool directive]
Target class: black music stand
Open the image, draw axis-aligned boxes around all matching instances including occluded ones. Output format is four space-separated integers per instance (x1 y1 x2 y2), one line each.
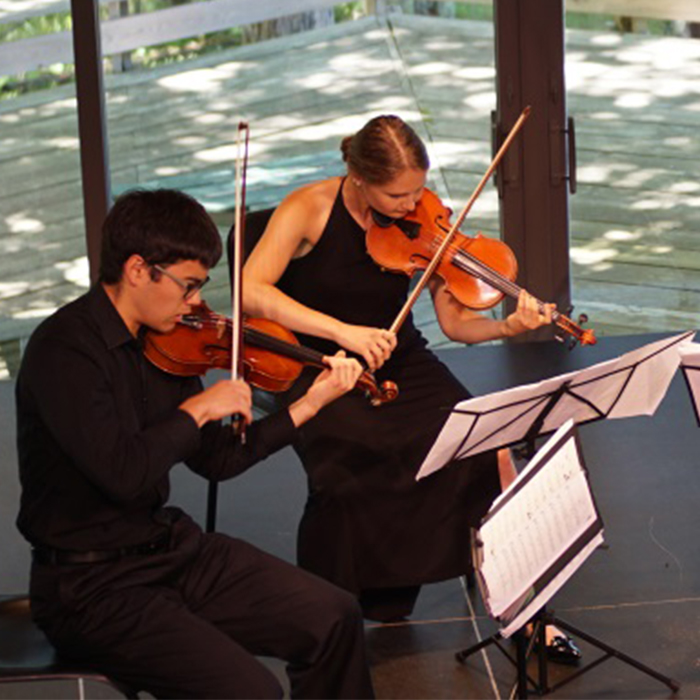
417 333 694 697
453 423 678 698
417 331 694 480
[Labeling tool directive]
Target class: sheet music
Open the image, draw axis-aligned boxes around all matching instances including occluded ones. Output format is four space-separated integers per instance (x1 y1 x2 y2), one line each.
679 342 700 427
500 535 602 637
474 420 603 636
417 331 695 480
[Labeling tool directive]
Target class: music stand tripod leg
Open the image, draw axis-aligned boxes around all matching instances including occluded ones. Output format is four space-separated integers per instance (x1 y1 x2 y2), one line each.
454 633 500 664
515 629 530 699
547 613 681 693
455 626 543 699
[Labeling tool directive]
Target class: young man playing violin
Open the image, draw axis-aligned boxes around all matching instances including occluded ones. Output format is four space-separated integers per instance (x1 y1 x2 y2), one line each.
243 114 581 663
15 188 375 699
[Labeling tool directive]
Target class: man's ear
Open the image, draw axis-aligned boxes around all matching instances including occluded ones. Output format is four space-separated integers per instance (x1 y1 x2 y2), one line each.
122 254 150 289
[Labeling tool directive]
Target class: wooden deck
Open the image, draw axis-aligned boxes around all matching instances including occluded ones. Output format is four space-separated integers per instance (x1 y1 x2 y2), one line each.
1 13 700 376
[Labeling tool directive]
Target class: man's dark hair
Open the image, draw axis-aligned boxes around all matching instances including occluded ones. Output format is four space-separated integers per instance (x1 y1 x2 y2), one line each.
99 189 223 284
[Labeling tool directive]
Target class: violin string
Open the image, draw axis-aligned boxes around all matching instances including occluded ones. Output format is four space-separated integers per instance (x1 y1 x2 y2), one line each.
451 249 521 298
244 327 325 364
422 231 520 297
181 316 328 365
431 241 580 335
421 231 531 304
242 326 383 398
426 234 574 326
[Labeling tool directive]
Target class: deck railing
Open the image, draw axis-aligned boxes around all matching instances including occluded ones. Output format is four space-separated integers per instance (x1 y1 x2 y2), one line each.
0 1 361 78
1 0 700 80
401 0 700 21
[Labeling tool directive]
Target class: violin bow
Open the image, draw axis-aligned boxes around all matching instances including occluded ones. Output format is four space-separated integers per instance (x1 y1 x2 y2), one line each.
389 106 531 335
231 120 250 438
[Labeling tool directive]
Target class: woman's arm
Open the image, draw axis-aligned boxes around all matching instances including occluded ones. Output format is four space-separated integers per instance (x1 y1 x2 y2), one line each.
430 278 553 344
243 182 345 340
243 180 395 370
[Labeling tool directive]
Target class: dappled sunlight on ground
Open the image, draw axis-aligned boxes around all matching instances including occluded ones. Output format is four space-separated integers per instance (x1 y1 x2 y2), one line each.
56 256 90 288
461 91 496 111
46 136 79 150
157 65 249 93
453 65 496 81
408 61 461 77
5 213 45 235
629 194 681 211
603 229 641 242
0 281 33 299
192 144 238 164
589 32 624 47
1 14 700 350
154 165 185 177
12 305 59 320
613 93 654 109
571 244 618 266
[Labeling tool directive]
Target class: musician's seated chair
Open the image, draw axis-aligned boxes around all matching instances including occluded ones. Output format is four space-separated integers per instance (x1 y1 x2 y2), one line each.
0 595 139 698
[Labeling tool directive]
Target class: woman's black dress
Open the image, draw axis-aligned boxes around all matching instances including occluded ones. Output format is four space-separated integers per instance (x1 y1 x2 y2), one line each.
277 180 500 610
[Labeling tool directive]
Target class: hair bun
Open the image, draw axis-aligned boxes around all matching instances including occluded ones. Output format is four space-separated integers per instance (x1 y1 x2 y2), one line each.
340 135 353 162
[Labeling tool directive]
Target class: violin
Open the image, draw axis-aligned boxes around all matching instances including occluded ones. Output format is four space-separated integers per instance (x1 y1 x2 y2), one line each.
366 188 596 347
143 302 398 407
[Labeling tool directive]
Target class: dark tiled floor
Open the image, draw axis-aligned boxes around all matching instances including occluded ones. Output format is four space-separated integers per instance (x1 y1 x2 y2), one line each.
361 333 700 699
2 333 700 698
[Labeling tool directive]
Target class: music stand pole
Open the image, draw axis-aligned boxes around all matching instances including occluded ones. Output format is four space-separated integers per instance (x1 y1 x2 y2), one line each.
516 380 572 459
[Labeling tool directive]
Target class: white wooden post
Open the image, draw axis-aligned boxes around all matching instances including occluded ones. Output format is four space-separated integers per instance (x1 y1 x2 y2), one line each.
365 0 387 17
108 1 131 73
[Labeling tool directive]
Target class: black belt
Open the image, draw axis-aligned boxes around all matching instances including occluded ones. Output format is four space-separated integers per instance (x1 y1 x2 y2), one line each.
32 533 170 566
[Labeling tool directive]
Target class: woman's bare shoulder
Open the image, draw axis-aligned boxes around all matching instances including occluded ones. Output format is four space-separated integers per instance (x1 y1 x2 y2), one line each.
279 177 341 216
273 177 342 244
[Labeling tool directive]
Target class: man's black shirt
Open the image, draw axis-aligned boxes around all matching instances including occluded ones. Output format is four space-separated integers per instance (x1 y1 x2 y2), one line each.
16 284 295 551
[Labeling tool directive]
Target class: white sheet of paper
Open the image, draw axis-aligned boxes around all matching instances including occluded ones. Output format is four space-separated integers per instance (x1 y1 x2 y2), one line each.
679 342 700 423
478 420 599 623
500 532 603 638
417 331 695 481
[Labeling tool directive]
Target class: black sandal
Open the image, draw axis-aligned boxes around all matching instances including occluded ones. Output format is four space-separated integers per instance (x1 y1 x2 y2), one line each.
542 633 582 665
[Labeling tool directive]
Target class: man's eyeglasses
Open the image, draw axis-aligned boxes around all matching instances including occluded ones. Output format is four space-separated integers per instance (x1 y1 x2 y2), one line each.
152 264 210 301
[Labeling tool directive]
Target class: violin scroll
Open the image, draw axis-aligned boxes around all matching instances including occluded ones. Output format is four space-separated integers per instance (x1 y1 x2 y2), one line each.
552 308 596 348
360 375 398 407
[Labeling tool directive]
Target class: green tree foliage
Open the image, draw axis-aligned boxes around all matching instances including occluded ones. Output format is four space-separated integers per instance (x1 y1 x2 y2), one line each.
0 1 364 99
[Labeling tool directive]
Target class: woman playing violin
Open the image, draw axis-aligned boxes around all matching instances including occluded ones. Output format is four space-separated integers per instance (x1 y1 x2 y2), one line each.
243 116 555 624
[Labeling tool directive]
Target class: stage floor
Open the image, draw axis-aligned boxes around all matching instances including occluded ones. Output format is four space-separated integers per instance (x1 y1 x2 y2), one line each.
1 332 699 698
362 332 700 699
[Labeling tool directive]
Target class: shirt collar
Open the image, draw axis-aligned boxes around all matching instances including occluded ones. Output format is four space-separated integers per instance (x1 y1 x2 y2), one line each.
87 284 137 350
